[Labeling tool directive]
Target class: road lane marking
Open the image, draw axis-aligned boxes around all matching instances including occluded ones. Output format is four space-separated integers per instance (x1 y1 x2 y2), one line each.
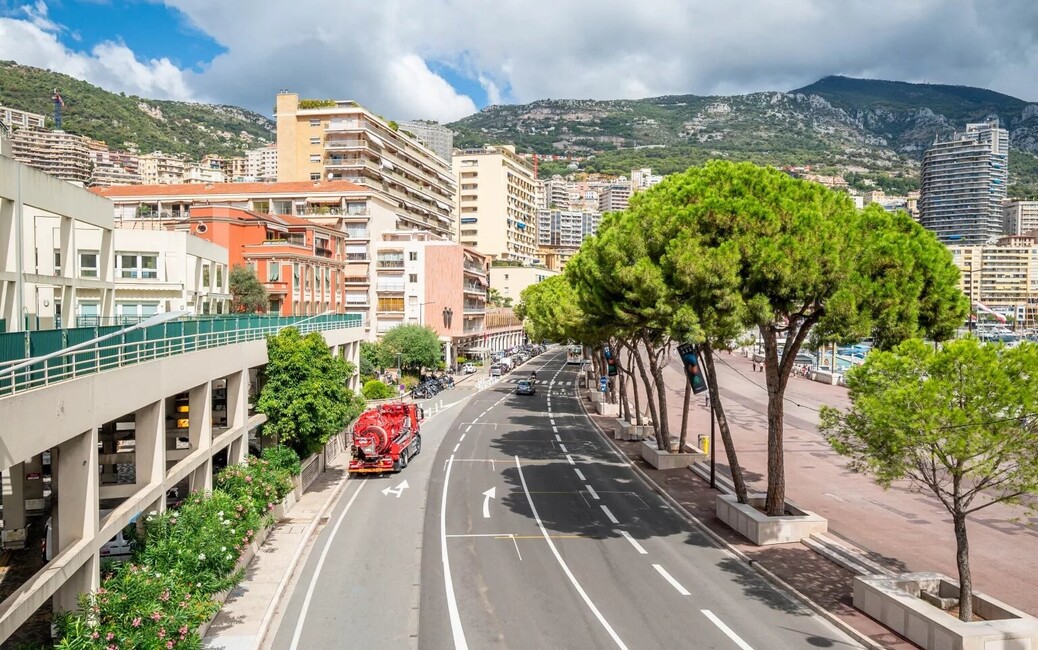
559 443 569 453
509 533 523 561
550 419 556 425
482 487 497 518
653 564 690 596
440 455 469 650
453 443 460 453
288 481 368 649
585 485 600 500
566 454 576 465
600 505 619 524
465 425 472 432
619 530 647 554
555 434 562 442
702 610 754 650
515 456 629 650
552 426 558 433
459 434 466 442
574 468 586 480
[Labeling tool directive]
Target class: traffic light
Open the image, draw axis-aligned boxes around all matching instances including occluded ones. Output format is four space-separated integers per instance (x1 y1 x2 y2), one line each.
604 346 618 377
677 343 708 394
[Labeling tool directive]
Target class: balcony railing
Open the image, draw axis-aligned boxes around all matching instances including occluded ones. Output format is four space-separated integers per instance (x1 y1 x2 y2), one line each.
0 314 365 397
346 253 369 262
344 229 370 239
376 284 405 292
376 260 405 269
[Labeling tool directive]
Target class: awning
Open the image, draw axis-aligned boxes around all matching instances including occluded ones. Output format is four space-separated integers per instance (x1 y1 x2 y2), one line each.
369 134 385 148
381 160 395 170
305 197 341 204
436 201 450 210
343 264 369 275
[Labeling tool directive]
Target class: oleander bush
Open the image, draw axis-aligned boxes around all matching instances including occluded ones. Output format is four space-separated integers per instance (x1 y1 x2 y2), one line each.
56 457 293 649
362 379 395 400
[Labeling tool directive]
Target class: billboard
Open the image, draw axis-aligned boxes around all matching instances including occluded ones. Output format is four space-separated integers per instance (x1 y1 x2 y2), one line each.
676 343 708 395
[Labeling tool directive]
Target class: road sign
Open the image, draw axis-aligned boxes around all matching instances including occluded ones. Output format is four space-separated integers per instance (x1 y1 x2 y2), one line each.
599 376 608 393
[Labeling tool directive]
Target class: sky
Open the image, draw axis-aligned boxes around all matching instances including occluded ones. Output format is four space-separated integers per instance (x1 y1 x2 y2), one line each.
1 0 1037 124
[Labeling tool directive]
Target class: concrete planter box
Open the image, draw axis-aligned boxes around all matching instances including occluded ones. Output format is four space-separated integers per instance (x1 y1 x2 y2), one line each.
809 370 842 385
641 440 706 470
589 391 606 404
854 573 1038 650
596 401 619 416
715 494 827 545
613 419 653 441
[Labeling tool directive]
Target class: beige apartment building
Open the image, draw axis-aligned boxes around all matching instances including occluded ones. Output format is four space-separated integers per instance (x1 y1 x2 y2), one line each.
1003 200 1038 236
275 93 455 239
1 105 46 131
10 128 93 184
139 151 187 185
489 265 558 304
453 145 538 262
949 240 1038 326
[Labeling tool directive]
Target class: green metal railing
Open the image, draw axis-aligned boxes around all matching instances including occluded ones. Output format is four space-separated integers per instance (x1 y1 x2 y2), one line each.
0 314 364 397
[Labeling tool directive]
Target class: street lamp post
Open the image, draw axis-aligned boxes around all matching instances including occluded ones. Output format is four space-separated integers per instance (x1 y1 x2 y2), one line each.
706 395 716 489
968 261 975 335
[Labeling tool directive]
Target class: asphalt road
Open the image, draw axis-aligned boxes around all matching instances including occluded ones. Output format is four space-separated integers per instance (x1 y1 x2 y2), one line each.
271 350 863 649
419 351 863 650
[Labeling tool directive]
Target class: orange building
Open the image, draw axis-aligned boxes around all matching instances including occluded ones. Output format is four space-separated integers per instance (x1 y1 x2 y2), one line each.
186 206 350 317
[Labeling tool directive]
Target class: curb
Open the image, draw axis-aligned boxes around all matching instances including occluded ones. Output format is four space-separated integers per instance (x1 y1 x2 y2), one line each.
573 388 885 650
254 463 355 649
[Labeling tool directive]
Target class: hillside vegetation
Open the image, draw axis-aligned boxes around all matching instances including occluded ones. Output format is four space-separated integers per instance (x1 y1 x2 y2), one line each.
0 61 274 158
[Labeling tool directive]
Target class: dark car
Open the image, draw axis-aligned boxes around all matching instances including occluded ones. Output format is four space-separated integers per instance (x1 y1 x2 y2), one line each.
516 379 535 395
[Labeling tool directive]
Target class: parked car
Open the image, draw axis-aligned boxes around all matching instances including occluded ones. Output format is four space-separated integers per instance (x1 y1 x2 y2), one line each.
462 363 477 374
489 364 504 377
515 380 535 396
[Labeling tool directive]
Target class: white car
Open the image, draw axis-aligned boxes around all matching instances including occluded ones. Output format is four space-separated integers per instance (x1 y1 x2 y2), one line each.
462 363 477 374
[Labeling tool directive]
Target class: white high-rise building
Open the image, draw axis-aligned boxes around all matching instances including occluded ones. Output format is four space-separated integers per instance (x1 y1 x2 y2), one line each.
246 144 278 181
398 120 454 163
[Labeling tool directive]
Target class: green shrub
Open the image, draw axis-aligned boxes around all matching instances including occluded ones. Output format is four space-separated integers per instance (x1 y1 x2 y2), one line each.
261 445 301 477
215 458 293 521
401 375 419 390
362 379 395 400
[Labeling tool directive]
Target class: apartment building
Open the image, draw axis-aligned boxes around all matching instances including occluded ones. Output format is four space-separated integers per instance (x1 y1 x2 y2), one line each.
1003 200 1038 236
537 209 602 249
488 265 558 303
920 120 1009 245
599 182 631 213
630 167 663 192
1 105 46 131
275 93 455 239
398 120 454 162
246 144 278 181
184 205 347 317
453 145 538 262
948 240 1038 326
87 144 141 187
139 151 187 185
183 162 226 184
10 128 92 184
373 231 488 364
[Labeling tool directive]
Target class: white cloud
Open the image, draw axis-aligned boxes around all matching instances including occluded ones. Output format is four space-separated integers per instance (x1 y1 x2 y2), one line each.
0 6 194 101
4 0 1038 124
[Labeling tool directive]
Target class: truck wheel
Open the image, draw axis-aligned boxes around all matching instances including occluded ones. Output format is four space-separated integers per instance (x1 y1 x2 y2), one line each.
400 451 408 469
414 436 422 456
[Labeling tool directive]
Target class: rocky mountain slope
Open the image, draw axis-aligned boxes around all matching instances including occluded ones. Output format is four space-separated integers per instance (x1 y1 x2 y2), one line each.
0 61 274 158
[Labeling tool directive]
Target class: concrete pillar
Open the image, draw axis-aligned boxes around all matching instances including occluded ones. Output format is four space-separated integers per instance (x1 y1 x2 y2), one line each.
52 427 100 613
2 463 27 549
24 454 44 508
188 382 213 493
226 370 248 465
134 400 165 488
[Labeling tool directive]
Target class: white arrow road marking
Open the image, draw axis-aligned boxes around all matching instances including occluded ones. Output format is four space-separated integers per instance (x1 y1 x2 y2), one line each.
381 479 409 498
482 486 497 518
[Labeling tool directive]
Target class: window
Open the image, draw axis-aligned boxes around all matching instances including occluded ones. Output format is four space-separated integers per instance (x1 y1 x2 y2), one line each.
116 253 158 279
117 303 159 320
378 297 404 312
79 251 99 278
309 154 321 163
268 263 281 282
310 137 321 145
293 264 300 292
309 118 321 126
409 251 418 261
409 274 418 283
310 173 321 181
53 250 61 276
216 265 224 289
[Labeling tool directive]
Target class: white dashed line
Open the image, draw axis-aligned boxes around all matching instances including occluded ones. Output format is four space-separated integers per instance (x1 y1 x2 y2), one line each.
465 425 472 432
620 530 647 554
600 505 619 524
559 443 569 453
585 485 600 500
552 426 558 433
702 610 754 649
654 564 690 596
555 434 562 442
452 443 460 453
459 434 466 442
574 468 586 481
566 454 576 465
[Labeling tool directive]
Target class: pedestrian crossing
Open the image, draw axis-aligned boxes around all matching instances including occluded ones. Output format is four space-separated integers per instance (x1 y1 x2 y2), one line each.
500 378 573 386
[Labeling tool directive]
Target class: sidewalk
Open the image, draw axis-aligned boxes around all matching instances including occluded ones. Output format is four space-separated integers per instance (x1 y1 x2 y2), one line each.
580 397 914 649
202 455 351 650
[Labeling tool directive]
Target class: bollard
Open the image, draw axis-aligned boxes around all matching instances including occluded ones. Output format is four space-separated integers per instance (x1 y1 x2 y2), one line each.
698 434 710 455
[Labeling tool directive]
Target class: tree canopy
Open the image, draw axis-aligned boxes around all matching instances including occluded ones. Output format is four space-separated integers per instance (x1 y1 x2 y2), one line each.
821 338 1038 621
229 264 268 314
257 327 363 457
380 324 443 371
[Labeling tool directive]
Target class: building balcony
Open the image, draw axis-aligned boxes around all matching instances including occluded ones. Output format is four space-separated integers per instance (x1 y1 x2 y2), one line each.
376 260 405 270
463 308 486 315
344 228 370 240
463 263 487 276
343 275 370 285
264 280 290 294
376 284 405 293
346 253 369 262
463 285 485 295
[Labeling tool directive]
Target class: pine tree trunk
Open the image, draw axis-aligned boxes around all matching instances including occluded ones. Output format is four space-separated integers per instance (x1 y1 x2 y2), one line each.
678 380 691 453
762 328 786 517
632 345 661 445
629 348 643 426
644 339 670 450
701 343 749 504
618 359 630 421
953 507 974 622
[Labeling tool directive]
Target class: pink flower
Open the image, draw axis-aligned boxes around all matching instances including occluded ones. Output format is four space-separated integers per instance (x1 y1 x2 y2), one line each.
106 632 115 641
108 645 118 650
179 626 188 636
167 642 174 649
151 611 162 621
131 617 142 628
160 589 170 602
245 475 253 483
158 628 166 639
92 631 100 639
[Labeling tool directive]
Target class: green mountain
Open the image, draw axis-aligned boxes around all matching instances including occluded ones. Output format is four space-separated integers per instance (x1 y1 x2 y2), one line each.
449 75 1038 198
0 61 274 158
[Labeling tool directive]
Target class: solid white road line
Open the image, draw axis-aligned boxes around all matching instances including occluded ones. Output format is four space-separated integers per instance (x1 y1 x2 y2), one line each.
653 564 691 596
619 530 647 555
702 610 755 650
515 456 629 650
288 481 368 649
600 504 620 524
440 456 469 650
585 485 600 500
566 454 576 465
574 468 586 481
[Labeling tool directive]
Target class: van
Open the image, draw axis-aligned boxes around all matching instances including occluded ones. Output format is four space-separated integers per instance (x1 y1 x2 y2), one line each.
489 364 504 377
498 357 514 370
43 510 137 563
